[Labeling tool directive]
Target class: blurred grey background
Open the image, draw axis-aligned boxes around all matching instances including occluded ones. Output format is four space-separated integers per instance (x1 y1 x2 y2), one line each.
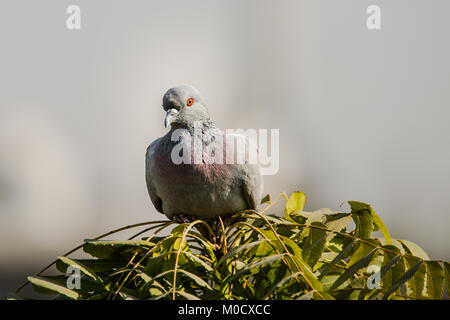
1 0 449 297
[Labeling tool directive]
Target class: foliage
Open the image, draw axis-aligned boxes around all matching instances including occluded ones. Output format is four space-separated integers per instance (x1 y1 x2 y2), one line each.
9 192 450 300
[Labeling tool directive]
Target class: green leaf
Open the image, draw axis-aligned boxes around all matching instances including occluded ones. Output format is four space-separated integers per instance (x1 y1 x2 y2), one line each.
56 256 103 284
217 240 265 267
177 269 213 291
368 208 391 245
329 248 378 292
43 275 102 293
143 267 212 292
260 194 271 205
352 214 373 239
223 254 286 286
347 239 378 267
185 232 216 261
184 251 213 272
404 257 426 298
321 274 349 291
171 224 187 237
262 226 331 299
424 261 444 299
285 191 306 219
255 240 276 257
382 246 406 289
83 240 154 259
297 209 328 241
389 239 406 254
325 214 351 242
382 260 424 300
28 276 79 299
319 240 357 280
176 291 201 300
139 277 167 299
378 253 402 289
347 201 375 239
263 272 302 299
289 254 332 299
278 235 302 258
302 222 327 269
444 262 450 297
398 240 430 260
64 259 123 273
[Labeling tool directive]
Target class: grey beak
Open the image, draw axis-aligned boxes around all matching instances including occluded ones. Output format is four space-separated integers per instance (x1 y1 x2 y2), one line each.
164 108 178 128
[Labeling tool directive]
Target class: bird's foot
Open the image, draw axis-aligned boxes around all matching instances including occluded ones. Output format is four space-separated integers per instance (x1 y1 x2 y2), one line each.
173 214 191 223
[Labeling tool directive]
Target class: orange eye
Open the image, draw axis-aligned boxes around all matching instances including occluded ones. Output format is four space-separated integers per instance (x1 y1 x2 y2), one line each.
186 98 194 106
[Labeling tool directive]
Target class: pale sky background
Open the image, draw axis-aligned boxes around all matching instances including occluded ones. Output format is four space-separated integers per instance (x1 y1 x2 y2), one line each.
1 0 449 297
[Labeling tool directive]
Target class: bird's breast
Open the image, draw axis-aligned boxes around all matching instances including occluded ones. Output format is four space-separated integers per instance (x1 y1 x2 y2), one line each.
153 146 232 185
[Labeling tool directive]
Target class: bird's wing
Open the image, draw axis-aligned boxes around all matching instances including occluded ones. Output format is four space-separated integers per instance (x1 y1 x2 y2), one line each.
242 179 258 210
227 132 263 210
145 138 164 214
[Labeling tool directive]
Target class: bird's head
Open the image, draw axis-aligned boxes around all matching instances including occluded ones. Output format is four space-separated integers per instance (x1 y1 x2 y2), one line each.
162 85 211 129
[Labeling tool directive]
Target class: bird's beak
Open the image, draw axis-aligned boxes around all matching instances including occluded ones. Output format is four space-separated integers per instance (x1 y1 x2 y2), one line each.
164 108 178 128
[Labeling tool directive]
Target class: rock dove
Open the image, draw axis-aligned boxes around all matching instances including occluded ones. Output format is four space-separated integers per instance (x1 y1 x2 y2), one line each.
145 85 263 221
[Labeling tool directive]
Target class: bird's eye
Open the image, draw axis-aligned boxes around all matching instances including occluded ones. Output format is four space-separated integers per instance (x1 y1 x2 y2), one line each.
186 98 194 107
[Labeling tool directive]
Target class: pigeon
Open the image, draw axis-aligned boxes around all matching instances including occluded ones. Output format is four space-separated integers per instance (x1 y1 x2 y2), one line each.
145 85 263 221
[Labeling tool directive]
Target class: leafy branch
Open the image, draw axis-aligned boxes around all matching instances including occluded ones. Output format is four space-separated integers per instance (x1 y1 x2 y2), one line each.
9 191 450 300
